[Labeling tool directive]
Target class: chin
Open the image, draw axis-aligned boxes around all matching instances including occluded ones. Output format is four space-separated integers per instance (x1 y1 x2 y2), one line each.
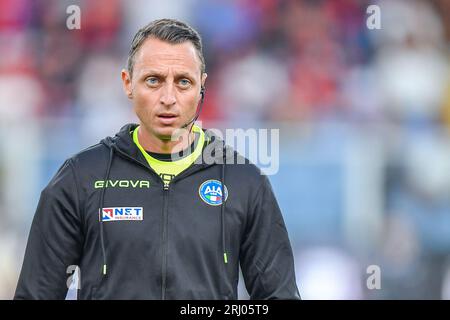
154 126 179 141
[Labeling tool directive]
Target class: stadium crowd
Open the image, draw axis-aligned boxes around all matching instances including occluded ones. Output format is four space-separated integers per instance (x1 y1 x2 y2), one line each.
1 0 450 299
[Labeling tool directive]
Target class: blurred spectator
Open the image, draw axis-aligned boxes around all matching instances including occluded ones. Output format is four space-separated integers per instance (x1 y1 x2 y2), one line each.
76 53 136 141
374 0 448 122
295 246 363 299
218 51 289 126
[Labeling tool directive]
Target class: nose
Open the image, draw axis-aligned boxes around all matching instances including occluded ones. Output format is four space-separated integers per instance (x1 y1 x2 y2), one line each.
160 83 176 106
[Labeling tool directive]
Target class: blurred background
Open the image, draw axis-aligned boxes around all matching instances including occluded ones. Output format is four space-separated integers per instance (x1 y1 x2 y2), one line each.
1 0 450 299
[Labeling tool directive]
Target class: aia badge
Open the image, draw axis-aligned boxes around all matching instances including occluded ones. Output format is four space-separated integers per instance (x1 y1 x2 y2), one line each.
199 180 228 206
100 207 143 222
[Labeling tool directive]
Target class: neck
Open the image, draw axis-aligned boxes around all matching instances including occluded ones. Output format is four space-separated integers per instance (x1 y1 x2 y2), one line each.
137 124 195 154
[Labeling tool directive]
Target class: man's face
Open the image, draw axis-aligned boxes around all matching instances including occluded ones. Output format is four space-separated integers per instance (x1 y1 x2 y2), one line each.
122 37 207 140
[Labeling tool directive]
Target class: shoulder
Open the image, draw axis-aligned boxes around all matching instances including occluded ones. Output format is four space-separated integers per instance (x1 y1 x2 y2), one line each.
202 128 266 185
224 146 269 189
44 142 110 191
67 142 111 173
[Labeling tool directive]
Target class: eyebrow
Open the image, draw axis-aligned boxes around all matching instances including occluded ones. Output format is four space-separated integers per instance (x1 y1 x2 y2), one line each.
175 72 195 80
140 70 195 80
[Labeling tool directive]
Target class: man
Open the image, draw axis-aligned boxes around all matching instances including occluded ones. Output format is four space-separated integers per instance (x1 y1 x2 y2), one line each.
15 19 300 300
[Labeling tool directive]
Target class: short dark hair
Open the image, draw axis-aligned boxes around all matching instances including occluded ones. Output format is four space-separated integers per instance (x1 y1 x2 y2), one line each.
127 18 206 77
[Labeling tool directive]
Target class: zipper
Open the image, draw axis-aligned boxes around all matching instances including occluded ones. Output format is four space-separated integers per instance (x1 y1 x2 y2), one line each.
112 147 171 300
161 184 169 300
110 145 215 299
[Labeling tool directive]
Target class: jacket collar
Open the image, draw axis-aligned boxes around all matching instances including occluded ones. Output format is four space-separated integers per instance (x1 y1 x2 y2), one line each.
100 123 231 178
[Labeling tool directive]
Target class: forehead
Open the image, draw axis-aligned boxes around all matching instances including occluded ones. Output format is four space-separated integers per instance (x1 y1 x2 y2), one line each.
133 37 202 76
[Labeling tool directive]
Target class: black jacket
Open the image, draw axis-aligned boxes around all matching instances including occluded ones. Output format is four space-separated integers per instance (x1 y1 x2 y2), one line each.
14 123 300 300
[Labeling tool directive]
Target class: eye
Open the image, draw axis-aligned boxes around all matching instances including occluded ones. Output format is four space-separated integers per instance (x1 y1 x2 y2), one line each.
178 78 191 87
145 77 159 86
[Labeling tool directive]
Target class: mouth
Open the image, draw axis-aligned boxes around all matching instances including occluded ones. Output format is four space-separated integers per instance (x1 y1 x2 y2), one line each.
157 113 178 125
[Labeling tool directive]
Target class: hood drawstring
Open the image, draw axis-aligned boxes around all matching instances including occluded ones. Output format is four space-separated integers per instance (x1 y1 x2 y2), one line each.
98 132 228 278
99 147 115 276
220 140 235 298
220 141 227 265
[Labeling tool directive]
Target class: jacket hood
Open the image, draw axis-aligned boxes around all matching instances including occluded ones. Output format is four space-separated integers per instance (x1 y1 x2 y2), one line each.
100 123 232 169
97 123 232 287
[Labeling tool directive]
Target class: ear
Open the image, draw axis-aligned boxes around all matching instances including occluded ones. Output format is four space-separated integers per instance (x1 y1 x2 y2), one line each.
201 72 207 88
121 69 133 99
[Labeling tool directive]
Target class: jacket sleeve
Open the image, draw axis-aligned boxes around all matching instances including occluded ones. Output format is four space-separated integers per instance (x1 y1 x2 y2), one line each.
239 175 301 300
14 159 84 299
